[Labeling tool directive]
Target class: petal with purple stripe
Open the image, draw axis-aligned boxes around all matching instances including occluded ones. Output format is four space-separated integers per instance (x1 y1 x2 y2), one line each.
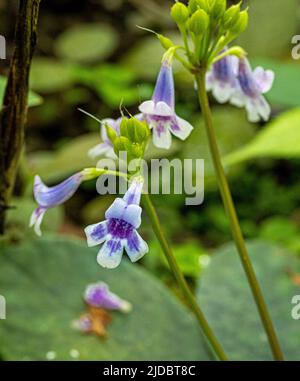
125 229 149 263
85 221 108 247
97 239 123 269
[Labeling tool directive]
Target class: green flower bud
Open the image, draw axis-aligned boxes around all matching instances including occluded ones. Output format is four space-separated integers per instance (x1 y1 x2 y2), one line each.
171 2 189 27
211 0 226 20
223 3 241 29
105 124 118 143
113 136 131 155
131 143 144 159
157 34 174 50
229 10 248 35
188 8 209 35
188 0 210 14
120 117 150 144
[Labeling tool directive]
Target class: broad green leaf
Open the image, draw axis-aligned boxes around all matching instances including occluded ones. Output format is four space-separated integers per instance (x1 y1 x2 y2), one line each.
55 23 118 63
0 75 42 107
30 58 75 93
251 58 300 108
197 240 300 360
0 236 210 360
236 0 298 58
224 108 300 166
181 107 256 187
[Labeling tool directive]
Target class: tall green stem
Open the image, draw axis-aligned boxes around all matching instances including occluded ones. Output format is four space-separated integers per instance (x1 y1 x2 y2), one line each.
143 193 228 361
195 68 284 361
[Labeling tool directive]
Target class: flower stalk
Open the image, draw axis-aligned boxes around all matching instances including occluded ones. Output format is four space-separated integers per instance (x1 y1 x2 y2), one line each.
195 67 284 361
142 192 228 361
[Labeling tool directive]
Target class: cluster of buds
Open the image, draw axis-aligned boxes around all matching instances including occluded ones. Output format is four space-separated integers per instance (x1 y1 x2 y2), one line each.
169 0 247 66
108 117 150 164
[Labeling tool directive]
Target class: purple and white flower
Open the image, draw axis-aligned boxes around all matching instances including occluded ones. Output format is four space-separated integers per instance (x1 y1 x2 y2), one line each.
230 57 274 123
138 59 193 150
88 118 122 159
30 172 85 236
84 282 132 312
206 51 239 103
85 177 148 269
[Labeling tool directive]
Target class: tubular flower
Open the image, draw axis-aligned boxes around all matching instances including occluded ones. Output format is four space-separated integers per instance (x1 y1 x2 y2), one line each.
84 282 132 312
30 171 88 236
138 58 193 149
206 50 239 103
85 177 148 269
88 118 122 159
230 57 274 123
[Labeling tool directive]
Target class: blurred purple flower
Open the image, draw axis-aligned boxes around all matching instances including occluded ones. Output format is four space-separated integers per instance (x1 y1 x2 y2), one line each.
230 57 274 122
138 59 193 149
30 172 84 236
88 118 122 159
206 50 239 103
85 177 148 269
84 282 131 312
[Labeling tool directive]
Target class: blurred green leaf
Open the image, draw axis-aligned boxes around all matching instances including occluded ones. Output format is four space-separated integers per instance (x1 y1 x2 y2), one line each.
30 58 75 93
258 217 300 254
0 75 42 107
122 33 192 82
182 107 256 187
197 240 300 360
28 133 100 182
0 236 210 360
72 64 152 107
252 58 300 108
55 23 118 63
224 108 300 166
236 0 299 58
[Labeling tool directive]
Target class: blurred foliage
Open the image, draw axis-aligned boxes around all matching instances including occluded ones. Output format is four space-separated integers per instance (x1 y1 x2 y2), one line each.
197 240 300 360
224 108 300 166
0 236 210 360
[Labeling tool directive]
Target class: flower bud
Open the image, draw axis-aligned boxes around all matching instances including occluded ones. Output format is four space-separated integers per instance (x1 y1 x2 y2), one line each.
211 0 226 20
120 117 150 144
223 3 241 29
188 0 210 14
105 124 118 143
188 8 209 35
170 2 189 27
229 10 248 35
113 136 131 156
157 34 174 50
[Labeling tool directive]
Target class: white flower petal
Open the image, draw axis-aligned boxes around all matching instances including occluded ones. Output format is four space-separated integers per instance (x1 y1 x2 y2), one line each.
212 82 234 104
253 67 275 94
152 124 172 149
84 221 108 247
125 230 149 263
88 143 110 159
171 116 193 140
97 239 124 269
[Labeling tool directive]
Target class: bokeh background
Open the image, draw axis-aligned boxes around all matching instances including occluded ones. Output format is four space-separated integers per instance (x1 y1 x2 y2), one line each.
0 0 300 361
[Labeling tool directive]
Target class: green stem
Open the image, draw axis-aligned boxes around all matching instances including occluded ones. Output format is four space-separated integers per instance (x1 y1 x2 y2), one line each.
143 193 228 361
195 68 284 361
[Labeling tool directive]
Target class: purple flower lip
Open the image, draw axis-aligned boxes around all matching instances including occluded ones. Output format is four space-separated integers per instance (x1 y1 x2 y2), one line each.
84 177 148 269
84 282 132 313
30 172 84 236
138 59 193 149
